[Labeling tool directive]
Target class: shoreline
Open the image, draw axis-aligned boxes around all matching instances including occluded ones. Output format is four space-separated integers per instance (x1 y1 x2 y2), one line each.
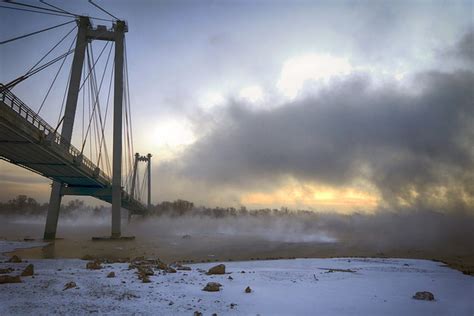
3 238 473 276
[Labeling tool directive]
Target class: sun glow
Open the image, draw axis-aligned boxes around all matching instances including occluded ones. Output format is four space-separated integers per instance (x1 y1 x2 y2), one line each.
148 118 196 160
239 85 264 103
277 53 352 99
199 91 225 111
241 181 379 213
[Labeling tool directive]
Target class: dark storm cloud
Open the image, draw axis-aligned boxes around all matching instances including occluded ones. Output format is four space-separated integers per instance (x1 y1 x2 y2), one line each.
163 68 474 211
441 30 474 66
454 30 474 63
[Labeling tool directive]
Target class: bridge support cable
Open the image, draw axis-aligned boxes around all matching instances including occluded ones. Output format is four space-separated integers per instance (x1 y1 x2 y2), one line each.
79 41 112 159
39 0 75 16
0 4 74 18
122 39 136 194
35 33 77 117
4 0 76 16
0 1 114 21
88 0 119 20
25 27 76 75
55 51 74 131
81 65 86 146
0 20 75 45
97 61 114 177
89 42 114 176
1 26 76 92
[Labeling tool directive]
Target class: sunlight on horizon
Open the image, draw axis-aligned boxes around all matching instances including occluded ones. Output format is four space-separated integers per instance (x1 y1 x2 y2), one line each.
241 180 380 213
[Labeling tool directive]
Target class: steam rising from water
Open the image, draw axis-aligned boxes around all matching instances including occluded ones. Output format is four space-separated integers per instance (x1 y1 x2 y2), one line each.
1 207 473 257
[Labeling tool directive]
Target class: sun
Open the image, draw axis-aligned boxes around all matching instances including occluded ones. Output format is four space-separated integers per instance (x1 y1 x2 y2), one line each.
149 118 196 151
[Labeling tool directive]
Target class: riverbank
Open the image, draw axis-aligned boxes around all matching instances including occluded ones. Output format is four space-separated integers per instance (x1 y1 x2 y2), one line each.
1 241 473 315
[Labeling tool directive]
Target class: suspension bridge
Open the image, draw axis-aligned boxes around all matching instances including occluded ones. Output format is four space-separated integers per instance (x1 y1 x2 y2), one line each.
0 1 153 240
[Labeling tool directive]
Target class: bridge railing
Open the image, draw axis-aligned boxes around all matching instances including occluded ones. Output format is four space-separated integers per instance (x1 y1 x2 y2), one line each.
0 84 111 183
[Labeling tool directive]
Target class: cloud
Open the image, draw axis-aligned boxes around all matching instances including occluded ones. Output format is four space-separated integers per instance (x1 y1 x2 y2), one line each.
437 30 474 68
159 68 474 211
452 30 474 63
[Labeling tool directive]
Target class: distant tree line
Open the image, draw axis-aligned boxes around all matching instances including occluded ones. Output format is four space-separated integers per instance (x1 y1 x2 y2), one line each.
0 195 108 217
147 199 317 219
0 195 321 219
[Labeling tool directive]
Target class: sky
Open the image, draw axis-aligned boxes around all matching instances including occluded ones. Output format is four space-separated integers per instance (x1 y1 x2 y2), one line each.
0 0 473 213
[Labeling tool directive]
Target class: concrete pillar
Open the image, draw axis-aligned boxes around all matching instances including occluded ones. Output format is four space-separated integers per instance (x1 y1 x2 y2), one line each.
147 153 152 210
111 21 126 238
44 17 90 240
43 182 62 240
130 153 139 199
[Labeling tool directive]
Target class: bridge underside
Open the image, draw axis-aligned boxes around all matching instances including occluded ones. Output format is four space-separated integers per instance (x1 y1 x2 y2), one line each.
0 98 147 215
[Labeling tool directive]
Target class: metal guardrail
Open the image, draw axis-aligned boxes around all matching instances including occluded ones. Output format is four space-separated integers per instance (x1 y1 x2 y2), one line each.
0 84 111 183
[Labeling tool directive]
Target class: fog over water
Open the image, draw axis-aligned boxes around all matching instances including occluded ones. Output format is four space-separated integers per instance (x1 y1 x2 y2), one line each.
1 206 472 263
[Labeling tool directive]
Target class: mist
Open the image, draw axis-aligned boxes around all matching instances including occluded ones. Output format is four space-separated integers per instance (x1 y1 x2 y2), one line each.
1 202 472 263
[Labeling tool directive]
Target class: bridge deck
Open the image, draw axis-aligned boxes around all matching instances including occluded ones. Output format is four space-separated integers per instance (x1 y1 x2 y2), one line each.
0 87 147 214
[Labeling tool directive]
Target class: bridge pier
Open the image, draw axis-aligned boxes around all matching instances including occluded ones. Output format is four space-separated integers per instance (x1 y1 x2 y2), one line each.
43 17 89 241
111 20 126 238
44 182 62 240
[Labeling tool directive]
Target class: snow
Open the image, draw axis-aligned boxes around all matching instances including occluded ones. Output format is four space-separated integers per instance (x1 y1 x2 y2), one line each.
0 241 473 315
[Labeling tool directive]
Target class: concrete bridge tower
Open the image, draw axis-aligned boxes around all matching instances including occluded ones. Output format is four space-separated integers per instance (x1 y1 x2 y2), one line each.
44 17 128 240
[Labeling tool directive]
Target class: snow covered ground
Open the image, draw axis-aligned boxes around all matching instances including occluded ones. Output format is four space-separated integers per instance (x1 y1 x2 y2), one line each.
0 241 472 315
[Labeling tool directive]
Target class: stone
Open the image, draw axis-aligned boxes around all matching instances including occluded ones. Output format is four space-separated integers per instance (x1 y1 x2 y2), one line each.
0 268 14 274
245 286 252 293
166 267 177 273
63 281 76 291
141 275 151 283
107 271 115 278
207 264 225 275
177 266 192 271
137 266 154 276
0 275 21 284
193 312 202 316
156 261 168 270
81 254 95 260
21 264 34 277
8 255 22 263
132 256 145 262
86 260 102 270
413 291 435 301
203 282 222 292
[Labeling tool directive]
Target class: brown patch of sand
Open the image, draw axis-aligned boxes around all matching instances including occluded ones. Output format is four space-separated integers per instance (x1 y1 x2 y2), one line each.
7 235 473 275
